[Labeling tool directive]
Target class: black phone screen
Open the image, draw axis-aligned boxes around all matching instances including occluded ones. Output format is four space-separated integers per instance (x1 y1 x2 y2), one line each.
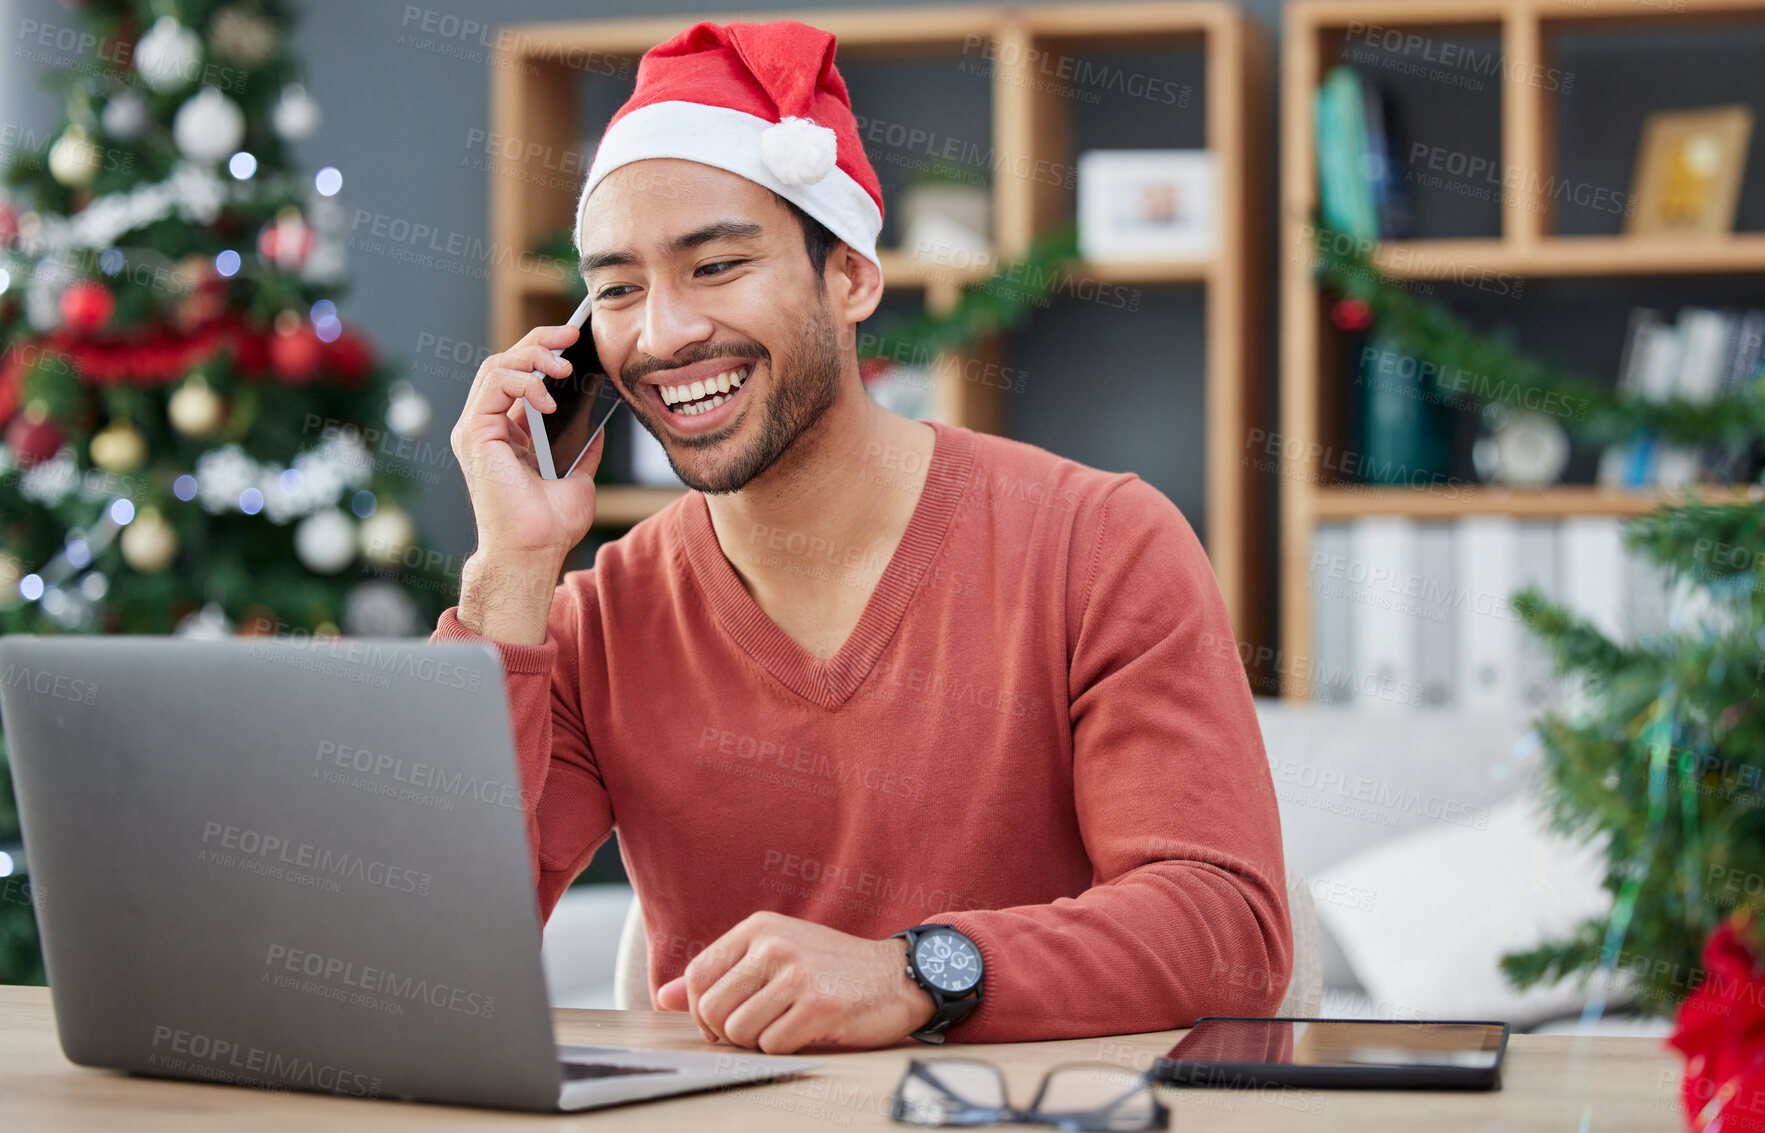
538 324 623 478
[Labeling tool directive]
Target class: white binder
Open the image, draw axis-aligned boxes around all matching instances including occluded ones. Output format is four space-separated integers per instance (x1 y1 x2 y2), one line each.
1455 517 1521 713
1561 517 1625 641
1414 522 1456 707
1350 517 1418 712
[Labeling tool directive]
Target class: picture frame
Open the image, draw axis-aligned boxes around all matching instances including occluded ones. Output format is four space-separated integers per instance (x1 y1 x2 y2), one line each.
1077 149 1218 262
1626 105 1754 236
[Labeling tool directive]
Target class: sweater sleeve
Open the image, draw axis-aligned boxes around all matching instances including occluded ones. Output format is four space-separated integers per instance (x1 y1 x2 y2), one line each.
430 574 614 924
925 476 1292 1043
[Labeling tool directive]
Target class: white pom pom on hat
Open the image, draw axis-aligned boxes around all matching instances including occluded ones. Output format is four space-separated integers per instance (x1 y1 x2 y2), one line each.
759 115 839 185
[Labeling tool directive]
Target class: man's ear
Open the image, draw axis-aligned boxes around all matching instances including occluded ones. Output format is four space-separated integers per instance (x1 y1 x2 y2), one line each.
825 241 884 327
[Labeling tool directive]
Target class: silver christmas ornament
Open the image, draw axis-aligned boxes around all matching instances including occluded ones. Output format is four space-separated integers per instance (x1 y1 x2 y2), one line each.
101 89 150 141
272 83 322 141
173 87 247 164
135 16 203 93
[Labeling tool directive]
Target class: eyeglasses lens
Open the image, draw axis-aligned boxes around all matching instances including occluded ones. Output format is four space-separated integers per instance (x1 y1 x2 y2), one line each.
896 1060 1008 1125
1038 1065 1160 1131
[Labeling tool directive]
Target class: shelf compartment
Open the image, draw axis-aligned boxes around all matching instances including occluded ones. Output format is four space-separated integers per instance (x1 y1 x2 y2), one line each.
591 486 688 528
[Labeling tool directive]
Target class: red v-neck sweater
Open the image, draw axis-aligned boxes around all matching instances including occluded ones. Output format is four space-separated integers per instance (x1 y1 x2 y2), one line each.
431 420 1292 1042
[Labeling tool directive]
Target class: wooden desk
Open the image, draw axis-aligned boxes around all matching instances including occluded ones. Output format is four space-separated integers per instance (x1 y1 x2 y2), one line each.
0 986 1682 1130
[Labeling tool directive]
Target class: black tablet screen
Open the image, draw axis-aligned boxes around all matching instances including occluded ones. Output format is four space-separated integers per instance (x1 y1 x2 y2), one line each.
1166 1019 1505 1071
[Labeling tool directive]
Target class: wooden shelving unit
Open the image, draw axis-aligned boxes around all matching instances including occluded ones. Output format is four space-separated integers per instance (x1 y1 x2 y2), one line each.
489 2 1270 644
1370 234 1765 279
1280 0 1765 695
1311 483 1762 519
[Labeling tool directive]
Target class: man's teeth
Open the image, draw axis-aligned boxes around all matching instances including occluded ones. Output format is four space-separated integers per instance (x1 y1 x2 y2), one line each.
660 366 749 415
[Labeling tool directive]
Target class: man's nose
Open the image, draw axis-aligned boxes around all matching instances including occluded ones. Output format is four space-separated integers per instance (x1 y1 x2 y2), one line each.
636 279 716 362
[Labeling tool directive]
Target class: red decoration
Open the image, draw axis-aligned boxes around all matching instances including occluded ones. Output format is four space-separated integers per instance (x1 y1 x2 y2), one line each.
270 324 324 381
325 330 373 384
0 316 251 397
0 201 17 248
0 347 23 426
1668 917 1765 1133
5 412 64 466
1331 297 1374 332
0 312 380 420
59 280 115 333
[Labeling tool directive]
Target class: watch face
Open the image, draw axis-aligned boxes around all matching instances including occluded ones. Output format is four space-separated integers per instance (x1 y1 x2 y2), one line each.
914 929 981 994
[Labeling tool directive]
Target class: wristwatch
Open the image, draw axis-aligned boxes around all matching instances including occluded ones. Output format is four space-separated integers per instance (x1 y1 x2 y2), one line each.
890 924 983 1043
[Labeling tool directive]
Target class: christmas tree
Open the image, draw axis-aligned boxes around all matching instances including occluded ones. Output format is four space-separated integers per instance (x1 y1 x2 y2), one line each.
0 0 451 983
1311 223 1765 1014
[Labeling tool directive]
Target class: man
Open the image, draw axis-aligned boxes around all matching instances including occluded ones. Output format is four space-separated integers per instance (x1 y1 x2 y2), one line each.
437 18 1290 1056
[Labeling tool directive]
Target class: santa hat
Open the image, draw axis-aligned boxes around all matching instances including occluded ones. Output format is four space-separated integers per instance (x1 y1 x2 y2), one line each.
575 20 885 272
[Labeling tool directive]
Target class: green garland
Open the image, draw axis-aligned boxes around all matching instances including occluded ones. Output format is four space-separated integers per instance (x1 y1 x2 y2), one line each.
859 224 1082 361
1310 222 1765 450
533 223 1084 362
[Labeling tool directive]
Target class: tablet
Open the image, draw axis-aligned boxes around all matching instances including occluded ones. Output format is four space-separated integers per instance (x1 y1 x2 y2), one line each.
1154 1017 1509 1090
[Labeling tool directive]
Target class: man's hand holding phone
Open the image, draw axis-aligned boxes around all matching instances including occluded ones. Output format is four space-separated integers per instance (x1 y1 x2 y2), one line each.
449 320 605 645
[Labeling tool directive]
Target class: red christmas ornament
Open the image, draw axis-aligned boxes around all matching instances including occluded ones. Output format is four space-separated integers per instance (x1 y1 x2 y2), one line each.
1668 917 1765 1133
1331 297 1374 332
325 329 373 383
270 324 324 381
5 409 65 466
0 201 17 247
257 209 315 270
59 279 116 333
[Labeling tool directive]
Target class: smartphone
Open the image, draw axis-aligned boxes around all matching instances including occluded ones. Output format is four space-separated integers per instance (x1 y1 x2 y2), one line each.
523 294 624 480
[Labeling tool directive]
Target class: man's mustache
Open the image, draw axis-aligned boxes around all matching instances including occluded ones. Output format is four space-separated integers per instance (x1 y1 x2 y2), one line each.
621 342 768 386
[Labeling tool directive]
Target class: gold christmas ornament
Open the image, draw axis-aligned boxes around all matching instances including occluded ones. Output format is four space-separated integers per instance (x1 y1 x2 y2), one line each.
120 507 179 573
0 552 22 608
89 420 147 473
48 124 104 188
172 253 216 290
209 6 278 66
168 375 225 438
358 503 416 568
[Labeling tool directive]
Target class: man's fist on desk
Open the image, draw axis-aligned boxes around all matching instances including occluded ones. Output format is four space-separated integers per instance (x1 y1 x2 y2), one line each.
656 911 937 1054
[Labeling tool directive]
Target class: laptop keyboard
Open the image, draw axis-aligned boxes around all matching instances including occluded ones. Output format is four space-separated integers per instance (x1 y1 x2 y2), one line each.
561 1061 680 1081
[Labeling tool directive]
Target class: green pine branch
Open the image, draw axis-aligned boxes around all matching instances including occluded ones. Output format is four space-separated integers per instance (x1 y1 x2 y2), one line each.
1301 220 1765 1002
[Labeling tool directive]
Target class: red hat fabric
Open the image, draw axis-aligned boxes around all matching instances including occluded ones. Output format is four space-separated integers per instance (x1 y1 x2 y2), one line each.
575 20 885 271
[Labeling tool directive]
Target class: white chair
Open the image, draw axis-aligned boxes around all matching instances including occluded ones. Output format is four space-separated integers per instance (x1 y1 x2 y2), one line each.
612 867 1324 1018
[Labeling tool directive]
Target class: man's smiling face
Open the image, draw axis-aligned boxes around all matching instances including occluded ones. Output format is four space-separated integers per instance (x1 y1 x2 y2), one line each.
577 158 852 495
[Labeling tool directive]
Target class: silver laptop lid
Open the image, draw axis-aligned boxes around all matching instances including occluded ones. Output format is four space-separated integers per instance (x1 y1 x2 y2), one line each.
0 635 564 1111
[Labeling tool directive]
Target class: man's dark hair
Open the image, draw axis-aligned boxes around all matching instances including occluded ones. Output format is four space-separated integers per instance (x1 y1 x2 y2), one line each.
773 191 841 278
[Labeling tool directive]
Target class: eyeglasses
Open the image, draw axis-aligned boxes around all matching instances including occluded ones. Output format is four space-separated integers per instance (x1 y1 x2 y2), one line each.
890 1058 1168 1131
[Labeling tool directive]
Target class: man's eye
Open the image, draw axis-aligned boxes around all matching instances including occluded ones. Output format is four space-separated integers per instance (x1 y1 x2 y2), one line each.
698 259 747 276
596 285 634 301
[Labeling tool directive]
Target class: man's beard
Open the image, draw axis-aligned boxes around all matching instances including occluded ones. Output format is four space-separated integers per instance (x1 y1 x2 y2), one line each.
622 300 843 495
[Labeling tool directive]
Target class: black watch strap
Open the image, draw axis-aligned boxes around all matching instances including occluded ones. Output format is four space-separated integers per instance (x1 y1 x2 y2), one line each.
891 925 983 1044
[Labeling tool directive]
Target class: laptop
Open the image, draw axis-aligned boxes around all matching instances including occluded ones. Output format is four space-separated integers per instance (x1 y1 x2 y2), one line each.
0 634 821 1112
